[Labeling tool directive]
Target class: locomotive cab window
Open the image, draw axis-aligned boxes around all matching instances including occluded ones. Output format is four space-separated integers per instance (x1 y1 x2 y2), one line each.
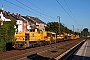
52 34 55 37
47 33 51 37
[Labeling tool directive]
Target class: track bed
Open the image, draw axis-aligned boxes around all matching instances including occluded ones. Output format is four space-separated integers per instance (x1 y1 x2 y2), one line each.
0 38 85 60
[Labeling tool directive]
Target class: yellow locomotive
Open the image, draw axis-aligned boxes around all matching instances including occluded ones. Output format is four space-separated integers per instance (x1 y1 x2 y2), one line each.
13 29 56 49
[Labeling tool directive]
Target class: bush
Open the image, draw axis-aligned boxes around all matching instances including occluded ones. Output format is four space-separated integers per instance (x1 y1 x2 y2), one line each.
0 20 16 52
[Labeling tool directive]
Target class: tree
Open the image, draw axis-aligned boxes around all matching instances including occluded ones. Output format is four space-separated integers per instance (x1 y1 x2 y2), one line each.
81 28 89 36
45 22 59 34
45 22 73 35
83 28 88 32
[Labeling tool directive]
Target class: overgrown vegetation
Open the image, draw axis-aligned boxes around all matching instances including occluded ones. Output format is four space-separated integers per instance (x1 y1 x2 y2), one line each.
0 20 16 52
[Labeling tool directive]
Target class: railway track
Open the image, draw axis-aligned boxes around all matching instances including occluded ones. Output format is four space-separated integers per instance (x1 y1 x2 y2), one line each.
57 39 86 60
0 38 85 60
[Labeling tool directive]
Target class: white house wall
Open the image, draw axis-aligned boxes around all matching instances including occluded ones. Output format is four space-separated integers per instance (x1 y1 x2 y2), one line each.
18 24 22 32
16 20 22 25
16 20 23 32
0 12 11 21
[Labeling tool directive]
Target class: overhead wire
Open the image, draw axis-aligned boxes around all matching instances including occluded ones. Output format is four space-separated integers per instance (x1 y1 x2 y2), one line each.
16 0 55 19
26 0 56 19
4 0 52 21
64 0 75 19
64 0 80 26
56 0 81 28
56 0 74 20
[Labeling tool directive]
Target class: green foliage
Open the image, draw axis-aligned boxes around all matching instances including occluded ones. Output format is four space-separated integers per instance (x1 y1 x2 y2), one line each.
45 22 59 34
81 28 89 37
0 39 6 52
45 22 73 34
83 28 88 32
0 20 16 52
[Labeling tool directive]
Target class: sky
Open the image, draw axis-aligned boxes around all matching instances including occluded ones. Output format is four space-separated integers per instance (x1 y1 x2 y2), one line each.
0 0 90 32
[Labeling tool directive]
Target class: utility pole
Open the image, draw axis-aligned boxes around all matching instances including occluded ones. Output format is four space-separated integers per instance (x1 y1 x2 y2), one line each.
57 16 60 34
72 25 74 33
72 25 74 39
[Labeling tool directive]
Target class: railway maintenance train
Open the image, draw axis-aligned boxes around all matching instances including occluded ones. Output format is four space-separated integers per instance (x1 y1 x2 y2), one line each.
13 28 56 49
12 28 79 49
57 32 80 41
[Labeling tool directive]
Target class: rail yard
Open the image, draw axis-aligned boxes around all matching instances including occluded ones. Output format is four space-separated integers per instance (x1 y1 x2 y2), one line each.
0 38 87 60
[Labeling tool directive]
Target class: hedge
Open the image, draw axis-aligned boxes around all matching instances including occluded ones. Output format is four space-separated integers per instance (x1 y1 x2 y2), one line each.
0 20 16 52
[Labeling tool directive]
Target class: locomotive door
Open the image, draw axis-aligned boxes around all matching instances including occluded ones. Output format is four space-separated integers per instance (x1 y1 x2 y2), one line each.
25 33 30 47
25 33 29 41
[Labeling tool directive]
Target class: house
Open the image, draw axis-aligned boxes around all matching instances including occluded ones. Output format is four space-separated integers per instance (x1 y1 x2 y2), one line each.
0 6 47 34
22 16 47 31
16 20 27 32
0 6 11 21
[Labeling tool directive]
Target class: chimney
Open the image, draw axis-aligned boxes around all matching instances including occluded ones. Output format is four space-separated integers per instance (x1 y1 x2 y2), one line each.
16 13 19 18
18 14 21 19
12 13 15 17
35 17 38 20
26 15 29 19
3 11 7 16
7 11 10 16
